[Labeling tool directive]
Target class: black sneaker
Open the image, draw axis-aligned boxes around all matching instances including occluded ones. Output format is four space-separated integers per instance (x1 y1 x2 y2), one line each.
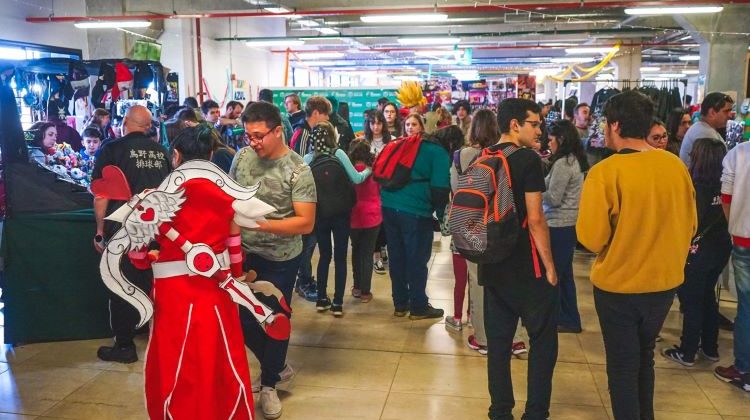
409 304 444 320
331 304 343 317
97 343 138 364
393 306 409 317
316 297 332 312
661 346 695 367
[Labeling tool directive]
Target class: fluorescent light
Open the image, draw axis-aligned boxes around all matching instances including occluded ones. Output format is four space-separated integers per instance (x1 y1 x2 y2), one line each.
246 39 305 47
551 56 596 63
640 66 661 72
565 47 616 55
74 20 151 29
661 73 687 78
683 69 700 75
625 6 723 15
540 42 577 47
295 52 345 59
414 49 457 57
0 47 27 60
678 55 701 61
398 37 460 46
297 19 320 27
263 6 291 13
361 13 448 23
394 76 422 81
315 27 340 35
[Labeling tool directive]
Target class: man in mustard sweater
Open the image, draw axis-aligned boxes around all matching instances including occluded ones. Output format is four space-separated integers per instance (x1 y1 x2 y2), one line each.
577 91 697 420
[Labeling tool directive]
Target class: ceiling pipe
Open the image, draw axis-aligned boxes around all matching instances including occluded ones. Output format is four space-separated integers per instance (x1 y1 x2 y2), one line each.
25 0 750 23
268 42 698 54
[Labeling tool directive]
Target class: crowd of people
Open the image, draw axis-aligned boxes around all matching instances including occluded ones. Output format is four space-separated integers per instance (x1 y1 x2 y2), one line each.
26 82 745 420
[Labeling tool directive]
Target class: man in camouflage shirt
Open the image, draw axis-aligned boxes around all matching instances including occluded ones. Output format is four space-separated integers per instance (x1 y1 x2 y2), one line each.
230 101 316 419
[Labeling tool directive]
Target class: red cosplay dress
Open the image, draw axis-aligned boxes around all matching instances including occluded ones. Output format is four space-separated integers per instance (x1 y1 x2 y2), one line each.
143 178 254 420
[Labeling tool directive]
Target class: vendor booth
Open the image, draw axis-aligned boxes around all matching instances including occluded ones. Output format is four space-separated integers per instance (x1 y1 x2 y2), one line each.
0 57 167 344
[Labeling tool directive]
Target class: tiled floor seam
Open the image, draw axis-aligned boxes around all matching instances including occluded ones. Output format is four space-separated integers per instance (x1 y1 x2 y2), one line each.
378 351 404 420
687 366 724 416
37 369 106 418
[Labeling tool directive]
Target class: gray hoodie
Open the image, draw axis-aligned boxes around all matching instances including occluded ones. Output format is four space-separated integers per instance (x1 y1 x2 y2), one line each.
543 155 584 227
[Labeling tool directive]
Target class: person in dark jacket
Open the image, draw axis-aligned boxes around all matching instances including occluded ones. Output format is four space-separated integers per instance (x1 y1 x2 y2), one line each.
326 96 355 153
662 138 732 366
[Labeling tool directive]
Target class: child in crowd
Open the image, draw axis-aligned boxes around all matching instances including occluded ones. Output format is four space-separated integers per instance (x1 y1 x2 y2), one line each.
348 139 381 303
363 110 392 274
80 126 103 164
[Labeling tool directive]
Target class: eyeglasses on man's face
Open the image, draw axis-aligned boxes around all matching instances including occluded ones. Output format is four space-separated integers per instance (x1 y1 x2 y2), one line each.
245 125 279 144
519 120 542 129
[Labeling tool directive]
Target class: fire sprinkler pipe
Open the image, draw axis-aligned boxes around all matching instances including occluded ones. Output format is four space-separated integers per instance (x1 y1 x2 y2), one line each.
24 0 750 23
268 42 695 54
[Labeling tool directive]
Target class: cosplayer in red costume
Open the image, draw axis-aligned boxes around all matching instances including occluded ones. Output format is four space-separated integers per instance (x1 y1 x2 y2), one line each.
93 127 285 419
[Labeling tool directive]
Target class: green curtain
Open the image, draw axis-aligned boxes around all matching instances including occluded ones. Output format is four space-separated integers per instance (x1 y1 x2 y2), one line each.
3 209 111 344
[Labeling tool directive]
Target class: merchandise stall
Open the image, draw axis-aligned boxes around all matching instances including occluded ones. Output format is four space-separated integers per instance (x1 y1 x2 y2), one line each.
0 58 167 344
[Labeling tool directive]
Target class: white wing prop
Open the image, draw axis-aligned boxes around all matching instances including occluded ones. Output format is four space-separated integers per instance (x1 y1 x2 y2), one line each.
100 228 154 329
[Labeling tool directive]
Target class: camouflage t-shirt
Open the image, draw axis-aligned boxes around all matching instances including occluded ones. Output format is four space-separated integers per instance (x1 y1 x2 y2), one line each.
229 147 317 261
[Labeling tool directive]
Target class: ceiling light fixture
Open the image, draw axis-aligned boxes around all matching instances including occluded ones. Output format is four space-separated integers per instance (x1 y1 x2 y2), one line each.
414 50 458 57
565 47 616 55
397 37 460 46
640 66 661 72
295 52 346 59
361 13 448 23
682 69 700 75
660 73 688 78
263 6 291 14
246 39 305 47
625 6 723 15
297 19 320 27
678 55 701 61
315 27 340 35
74 20 151 29
550 57 596 63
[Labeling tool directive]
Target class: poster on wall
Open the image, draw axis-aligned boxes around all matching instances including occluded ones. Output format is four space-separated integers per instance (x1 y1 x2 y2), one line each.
517 74 537 100
268 87 398 132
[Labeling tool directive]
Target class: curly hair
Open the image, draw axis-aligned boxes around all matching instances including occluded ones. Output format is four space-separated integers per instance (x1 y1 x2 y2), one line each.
348 139 374 167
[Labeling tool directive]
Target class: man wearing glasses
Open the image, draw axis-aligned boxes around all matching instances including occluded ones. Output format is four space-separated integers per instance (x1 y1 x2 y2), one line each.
229 101 317 420
680 92 734 166
482 98 559 420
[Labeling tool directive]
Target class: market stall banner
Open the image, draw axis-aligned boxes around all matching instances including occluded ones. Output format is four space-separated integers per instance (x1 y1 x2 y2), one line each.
2 209 111 344
269 88 398 132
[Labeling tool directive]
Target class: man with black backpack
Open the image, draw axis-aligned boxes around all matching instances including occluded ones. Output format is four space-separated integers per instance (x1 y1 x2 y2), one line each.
480 99 559 420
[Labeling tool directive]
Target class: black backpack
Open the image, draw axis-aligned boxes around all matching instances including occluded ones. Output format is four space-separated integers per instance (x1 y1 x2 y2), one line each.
310 154 356 218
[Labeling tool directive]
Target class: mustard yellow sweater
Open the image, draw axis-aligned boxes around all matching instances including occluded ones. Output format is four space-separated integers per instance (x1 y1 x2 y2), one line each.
576 150 697 294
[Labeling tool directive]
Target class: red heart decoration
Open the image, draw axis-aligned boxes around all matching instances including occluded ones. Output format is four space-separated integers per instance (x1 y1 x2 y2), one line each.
91 166 133 200
140 207 156 222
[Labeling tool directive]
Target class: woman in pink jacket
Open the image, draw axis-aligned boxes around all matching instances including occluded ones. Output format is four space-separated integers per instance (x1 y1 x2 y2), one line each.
348 139 382 302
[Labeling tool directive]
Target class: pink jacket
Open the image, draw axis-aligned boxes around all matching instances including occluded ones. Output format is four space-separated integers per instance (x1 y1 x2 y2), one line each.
350 163 382 229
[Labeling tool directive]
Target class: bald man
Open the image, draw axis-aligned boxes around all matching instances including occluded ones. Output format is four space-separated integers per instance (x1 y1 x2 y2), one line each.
92 105 172 363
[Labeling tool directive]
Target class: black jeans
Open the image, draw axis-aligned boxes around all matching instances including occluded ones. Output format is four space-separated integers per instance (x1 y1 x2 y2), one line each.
594 287 675 420
109 257 153 346
483 276 559 420
677 237 732 358
350 225 380 294
240 253 301 387
315 213 351 305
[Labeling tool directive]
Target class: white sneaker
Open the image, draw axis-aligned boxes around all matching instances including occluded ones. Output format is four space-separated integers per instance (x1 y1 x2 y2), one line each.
260 386 282 419
252 364 296 393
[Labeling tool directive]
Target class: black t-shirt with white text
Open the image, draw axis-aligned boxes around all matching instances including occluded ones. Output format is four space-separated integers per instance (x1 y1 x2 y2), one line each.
479 142 546 285
92 132 171 238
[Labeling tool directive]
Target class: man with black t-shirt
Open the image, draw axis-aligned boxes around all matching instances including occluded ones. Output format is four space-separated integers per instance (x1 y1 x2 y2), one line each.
92 105 171 363
480 99 559 420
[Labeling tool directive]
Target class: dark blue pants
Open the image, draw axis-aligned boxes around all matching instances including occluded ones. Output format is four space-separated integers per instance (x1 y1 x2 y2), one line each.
315 213 351 305
550 226 581 330
240 253 301 387
382 207 433 312
296 234 317 287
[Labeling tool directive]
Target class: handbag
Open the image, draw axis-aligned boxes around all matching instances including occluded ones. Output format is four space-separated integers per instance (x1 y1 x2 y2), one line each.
688 213 725 255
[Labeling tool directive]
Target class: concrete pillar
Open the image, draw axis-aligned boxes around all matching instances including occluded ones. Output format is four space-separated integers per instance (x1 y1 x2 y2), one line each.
85 0 128 59
611 46 642 89
675 4 750 106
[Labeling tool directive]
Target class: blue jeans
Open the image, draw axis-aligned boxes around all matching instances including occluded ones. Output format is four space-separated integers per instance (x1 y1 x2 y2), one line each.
382 207 433 312
550 226 581 330
296 234 317 287
315 214 351 305
733 245 750 372
240 253 301 387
